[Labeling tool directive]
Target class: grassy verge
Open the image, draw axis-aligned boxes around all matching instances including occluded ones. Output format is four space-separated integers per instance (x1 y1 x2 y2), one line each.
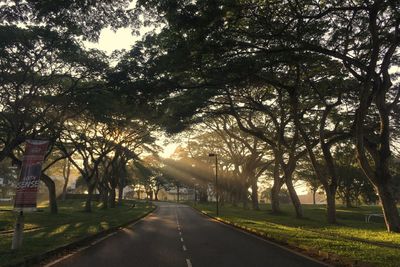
191 203 400 267
0 199 155 266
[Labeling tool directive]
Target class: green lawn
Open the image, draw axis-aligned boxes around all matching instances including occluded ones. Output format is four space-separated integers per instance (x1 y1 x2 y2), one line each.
193 203 400 267
0 199 155 266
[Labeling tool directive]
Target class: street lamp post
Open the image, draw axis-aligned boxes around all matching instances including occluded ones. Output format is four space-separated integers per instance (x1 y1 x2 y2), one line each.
191 177 197 206
208 153 219 216
191 165 197 206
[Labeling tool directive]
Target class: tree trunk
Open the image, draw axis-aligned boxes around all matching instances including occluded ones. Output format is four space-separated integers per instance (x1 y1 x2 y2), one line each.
271 157 282 214
148 190 153 200
271 183 281 214
232 191 238 207
312 189 316 205
376 183 400 232
345 192 352 208
289 88 339 223
177 185 180 203
85 183 96 212
199 188 208 203
118 186 124 206
109 188 116 208
154 189 159 201
40 174 58 214
251 181 259 210
242 187 249 209
326 189 337 224
61 159 71 201
102 188 108 209
61 179 68 201
285 176 303 218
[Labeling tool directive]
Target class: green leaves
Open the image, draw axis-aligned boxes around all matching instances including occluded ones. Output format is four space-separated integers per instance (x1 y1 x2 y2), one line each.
1 0 137 41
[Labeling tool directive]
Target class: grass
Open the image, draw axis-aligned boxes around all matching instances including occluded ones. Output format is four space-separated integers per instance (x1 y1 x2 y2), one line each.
0 199 155 266
192 202 400 267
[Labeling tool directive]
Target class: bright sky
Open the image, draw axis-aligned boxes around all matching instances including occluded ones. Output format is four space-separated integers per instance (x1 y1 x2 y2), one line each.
158 142 179 158
83 27 140 55
83 0 140 54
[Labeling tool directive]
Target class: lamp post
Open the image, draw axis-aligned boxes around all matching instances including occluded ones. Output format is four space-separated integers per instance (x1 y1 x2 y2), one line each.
190 164 197 206
208 153 219 216
191 177 197 206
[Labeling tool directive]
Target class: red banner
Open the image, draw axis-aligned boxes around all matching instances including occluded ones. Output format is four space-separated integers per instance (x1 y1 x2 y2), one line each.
14 140 49 212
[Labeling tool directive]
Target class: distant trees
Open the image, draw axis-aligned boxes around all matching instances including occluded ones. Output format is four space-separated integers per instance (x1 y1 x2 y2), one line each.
334 144 377 208
0 159 17 198
146 116 275 210
187 116 272 210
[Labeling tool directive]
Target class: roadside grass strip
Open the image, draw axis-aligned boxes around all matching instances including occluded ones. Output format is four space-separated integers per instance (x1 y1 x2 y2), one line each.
0 200 155 266
194 203 400 267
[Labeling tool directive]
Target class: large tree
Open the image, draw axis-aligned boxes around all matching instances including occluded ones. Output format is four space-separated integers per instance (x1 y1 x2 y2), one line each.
124 0 400 231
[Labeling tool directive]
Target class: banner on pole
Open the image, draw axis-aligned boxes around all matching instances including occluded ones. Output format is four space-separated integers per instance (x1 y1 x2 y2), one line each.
14 140 49 212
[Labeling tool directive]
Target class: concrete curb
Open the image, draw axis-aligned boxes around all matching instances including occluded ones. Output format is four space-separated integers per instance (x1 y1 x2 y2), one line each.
190 206 376 267
6 205 157 267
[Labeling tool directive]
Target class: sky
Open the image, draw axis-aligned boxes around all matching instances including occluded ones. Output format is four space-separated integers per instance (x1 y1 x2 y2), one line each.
83 0 140 54
83 27 140 55
159 143 179 158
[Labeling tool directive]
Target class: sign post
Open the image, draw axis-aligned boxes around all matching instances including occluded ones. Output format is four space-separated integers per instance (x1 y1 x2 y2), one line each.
11 211 24 250
11 140 49 250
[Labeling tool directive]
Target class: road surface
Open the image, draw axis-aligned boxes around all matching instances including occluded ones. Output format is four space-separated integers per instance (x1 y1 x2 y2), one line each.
49 202 327 267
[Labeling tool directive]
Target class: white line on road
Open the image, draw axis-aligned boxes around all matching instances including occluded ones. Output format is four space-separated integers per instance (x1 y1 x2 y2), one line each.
91 232 117 245
186 258 192 267
180 237 184 242
182 245 187 251
179 231 182 235
43 231 118 267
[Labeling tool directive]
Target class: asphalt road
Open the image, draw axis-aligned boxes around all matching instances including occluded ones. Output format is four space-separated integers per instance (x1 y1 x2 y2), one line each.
49 202 328 267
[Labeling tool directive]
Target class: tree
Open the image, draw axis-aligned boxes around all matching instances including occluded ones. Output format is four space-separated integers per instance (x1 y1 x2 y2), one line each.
0 25 109 213
127 0 400 231
152 175 169 201
0 25 106 159
0 158 17 199
61 158 72 201
278 0 400 232
201 116 271 209
59 120 117 212
334 143 377 207
282 57 355 223
1 0 136 41
0 0 142 213
297 161 322 206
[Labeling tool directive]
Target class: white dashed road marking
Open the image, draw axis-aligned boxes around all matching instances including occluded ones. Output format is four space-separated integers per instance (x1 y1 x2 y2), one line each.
176 206 192 266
